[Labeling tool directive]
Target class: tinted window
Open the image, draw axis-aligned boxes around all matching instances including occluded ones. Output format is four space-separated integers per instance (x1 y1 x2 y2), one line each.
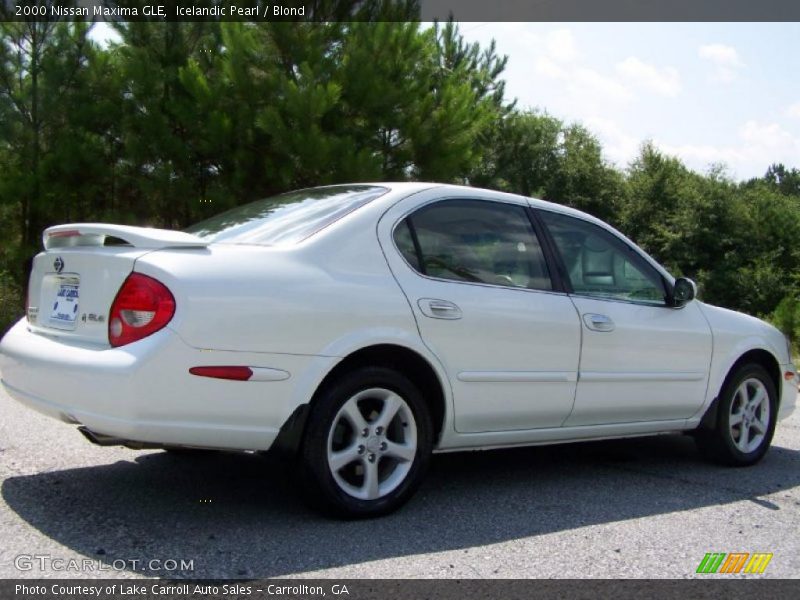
540 210 666 305
396 200 552 291
186 185 388 246
393 220 420 271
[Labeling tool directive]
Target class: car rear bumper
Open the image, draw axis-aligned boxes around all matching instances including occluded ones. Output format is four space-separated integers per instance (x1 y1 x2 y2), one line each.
0 319 331 450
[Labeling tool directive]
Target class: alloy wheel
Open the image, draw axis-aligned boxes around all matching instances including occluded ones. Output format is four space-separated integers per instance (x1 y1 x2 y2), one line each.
326 387 418 500
728 377 771 454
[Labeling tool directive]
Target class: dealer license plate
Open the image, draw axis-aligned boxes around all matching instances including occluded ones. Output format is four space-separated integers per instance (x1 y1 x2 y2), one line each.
50 278 80 328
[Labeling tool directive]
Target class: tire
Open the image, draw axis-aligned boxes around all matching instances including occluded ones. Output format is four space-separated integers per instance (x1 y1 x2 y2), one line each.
696 364 778 466
299 366 433 518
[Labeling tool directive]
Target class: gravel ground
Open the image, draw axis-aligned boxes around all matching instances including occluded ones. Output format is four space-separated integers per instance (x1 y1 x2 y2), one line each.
0 385 798 579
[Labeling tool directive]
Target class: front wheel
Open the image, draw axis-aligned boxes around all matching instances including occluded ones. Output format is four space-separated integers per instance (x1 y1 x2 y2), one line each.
696 364 778 466
300 367 433 518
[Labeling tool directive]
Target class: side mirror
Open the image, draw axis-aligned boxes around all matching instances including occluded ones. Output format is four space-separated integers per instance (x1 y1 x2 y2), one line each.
671 277 697 308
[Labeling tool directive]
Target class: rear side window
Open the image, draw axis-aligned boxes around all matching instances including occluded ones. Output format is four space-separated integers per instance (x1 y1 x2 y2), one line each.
393 220 421 271
186 185 388 246
394 199 552 291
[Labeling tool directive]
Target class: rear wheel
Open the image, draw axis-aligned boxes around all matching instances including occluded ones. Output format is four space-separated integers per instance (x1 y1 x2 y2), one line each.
696 364 777 466
300 367 433 518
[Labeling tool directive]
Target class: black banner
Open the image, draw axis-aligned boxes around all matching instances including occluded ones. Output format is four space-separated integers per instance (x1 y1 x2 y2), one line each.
3 580 800 600
2 0 800 22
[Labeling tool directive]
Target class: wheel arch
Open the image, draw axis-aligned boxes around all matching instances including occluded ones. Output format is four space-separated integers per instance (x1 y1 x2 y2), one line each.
700 348 781 429
272 343 449 455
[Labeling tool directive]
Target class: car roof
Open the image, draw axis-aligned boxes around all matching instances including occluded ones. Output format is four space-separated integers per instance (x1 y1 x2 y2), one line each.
312 182 594 223
374 181 603 225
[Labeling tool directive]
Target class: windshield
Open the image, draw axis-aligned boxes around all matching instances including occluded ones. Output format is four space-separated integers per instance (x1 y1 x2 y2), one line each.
186 185 389 245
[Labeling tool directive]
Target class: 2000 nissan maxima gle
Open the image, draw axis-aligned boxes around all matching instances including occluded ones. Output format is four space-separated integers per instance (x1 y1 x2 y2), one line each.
1 183 796 517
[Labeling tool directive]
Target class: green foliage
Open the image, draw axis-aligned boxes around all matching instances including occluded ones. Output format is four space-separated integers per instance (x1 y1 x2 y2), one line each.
610 142 800 316
470 111 562 197
0 21 97 255
472 111 624 223
544 123 624 224
760 163 800 197
0 270 22 335
771 296 800 353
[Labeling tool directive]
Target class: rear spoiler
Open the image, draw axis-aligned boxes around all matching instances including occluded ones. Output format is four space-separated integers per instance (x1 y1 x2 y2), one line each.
43 223 208 250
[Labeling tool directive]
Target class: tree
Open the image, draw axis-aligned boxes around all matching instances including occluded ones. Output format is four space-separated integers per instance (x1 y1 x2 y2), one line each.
771 296 800 352
111 21 223 228
0 18 105 329
544 123 624 223
179 20 510 205
0 20 94 261
470 111 562 196
472 112 623 223
762 163 800 197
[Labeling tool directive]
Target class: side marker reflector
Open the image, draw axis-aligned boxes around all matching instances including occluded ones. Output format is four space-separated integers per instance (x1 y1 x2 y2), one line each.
189 366 253 381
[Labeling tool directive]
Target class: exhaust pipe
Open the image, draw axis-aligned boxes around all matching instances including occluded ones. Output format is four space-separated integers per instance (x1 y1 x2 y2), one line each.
78 426 163 450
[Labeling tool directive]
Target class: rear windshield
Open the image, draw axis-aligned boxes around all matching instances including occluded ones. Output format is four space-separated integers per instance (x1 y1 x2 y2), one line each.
186 185 388 245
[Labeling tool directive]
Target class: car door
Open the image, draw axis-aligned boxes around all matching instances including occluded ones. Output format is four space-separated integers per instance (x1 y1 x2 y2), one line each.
536 208 713 426
380 193 582 433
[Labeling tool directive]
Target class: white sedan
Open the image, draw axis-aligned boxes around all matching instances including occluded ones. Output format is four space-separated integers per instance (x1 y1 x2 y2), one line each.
1 183 796 517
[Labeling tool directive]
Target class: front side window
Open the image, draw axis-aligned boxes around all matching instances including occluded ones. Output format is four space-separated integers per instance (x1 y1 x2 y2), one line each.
186 185 388 246
539 210 666 305
394 199 552 291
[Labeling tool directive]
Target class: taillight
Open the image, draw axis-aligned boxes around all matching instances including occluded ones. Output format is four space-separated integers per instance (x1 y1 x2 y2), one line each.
108 273 175 347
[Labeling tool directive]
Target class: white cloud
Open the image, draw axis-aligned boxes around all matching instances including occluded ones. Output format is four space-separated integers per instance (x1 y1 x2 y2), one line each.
698 43 745 83
658 120 800 176
713 67 739 84
658 142 741 166
571 68 634 103
786 102 800 119
544 29 579 63
531 28 635 105
533 30 681 103
578 116 800 177
739 120 799 152
534 56 567 80
583 116 640 166
616 57 681 97
698 43 744 66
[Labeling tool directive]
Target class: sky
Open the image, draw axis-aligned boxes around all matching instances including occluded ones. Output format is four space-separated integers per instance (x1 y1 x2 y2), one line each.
460 22 800 180
90 22 800 181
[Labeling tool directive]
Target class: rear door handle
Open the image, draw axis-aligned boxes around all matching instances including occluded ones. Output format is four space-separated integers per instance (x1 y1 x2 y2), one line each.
583 313 615 332
418 298 462 320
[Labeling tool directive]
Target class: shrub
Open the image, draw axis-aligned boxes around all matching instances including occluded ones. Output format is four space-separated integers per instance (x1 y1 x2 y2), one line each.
0 270 23 336
770 295 800 355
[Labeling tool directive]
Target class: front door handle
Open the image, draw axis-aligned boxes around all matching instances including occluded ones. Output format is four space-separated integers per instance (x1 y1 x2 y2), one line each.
418 298 462 320
583 313 615 332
